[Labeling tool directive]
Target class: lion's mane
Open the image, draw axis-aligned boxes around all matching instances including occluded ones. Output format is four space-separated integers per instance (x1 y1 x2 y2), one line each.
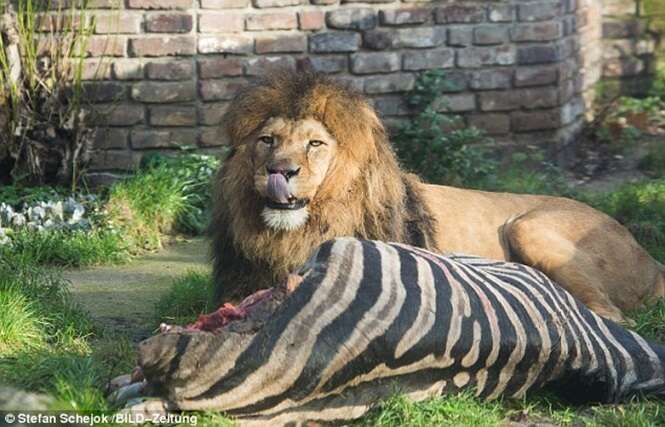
210 70 437 300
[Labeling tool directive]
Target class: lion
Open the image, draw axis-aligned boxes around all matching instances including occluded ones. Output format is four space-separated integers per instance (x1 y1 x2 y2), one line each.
210 70 665 324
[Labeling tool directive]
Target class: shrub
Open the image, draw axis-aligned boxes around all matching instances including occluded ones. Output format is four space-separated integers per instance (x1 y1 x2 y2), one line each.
393 70 495 186
155 270 214 325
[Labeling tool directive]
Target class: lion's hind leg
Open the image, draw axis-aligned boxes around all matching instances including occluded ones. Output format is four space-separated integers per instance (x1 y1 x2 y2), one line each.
502 209 634 325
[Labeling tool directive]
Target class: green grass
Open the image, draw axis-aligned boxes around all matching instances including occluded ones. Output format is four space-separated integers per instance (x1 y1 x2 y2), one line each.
155 270 214 326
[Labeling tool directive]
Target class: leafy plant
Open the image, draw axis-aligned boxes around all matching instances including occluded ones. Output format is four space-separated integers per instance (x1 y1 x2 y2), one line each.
0 0 97 188
393 69 495 186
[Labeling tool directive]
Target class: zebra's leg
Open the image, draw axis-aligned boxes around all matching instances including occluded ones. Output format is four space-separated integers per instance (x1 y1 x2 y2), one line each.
502 210 630 325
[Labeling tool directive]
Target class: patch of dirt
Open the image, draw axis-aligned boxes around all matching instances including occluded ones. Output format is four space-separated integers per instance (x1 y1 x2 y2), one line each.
64 238 209 342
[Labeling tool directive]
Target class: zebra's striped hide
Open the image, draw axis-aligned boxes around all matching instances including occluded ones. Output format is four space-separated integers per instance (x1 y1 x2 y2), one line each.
136 237 665 426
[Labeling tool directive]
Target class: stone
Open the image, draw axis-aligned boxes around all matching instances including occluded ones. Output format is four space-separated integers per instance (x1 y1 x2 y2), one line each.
246 12 298 30
199 13 244 32
350 52 400 74
402 49 454 70
131 81 196 103
149 105 197 126
326 8 377 30
198 35 253 54
129 36 196 56
309 32 361 53
145 60 194 80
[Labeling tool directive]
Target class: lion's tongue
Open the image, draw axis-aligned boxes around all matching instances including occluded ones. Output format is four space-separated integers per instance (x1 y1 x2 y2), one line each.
267 173 290 204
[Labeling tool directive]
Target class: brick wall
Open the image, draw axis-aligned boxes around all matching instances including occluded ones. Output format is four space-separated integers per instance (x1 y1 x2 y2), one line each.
74 0 661 181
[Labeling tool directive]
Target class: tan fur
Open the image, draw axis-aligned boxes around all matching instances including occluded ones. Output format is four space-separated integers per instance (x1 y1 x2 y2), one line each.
210 70 665 323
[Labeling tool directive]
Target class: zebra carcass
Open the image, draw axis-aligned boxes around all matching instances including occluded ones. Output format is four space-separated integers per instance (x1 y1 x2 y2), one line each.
110 237 665 425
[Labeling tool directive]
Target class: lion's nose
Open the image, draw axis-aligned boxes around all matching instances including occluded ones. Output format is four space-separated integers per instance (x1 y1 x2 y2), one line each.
267 165 300 180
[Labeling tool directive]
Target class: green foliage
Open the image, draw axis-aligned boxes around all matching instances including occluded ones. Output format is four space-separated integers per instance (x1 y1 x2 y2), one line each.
631 299 665 343
394 70 495 185
155 270 214 325
639 143 665 178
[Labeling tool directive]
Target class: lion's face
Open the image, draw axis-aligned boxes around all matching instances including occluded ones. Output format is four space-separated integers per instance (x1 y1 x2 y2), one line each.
252 117 338 231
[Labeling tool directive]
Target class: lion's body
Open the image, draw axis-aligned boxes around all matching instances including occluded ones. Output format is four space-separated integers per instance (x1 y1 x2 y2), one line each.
211 70 665 324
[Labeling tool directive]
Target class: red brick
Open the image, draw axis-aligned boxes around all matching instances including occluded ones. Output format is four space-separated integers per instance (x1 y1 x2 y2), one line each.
467 113 510 135
94 14 142 34
131 81 196 103
246 12 297 30
198 103 230 125
145 60 194 80
127 0 192 9
129 36 196 56
511 109 561 131
245 56 296 75
199 79 248 101
256 35 307 53
131 129 199 149
298 11 325 31
92 104 145 126
198 13 244 32
198 35 253 54
85 36 126 57
201 0 248 7
81 59 112 80
112 59 144 80
149 105 197 126
379 8 431 25
198 57 244 78
146 13 193 33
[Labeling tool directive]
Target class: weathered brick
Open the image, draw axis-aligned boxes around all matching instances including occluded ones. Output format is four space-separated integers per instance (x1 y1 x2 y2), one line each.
309 56 347 73
198 57 244 78
403 49 454 70
94 128 129 150
89 150 140 171
433 93 476 112
395 27 446 48
457 45 515 68
245 56 296 75
517 44 560 64
198 103 229 125
602 19 647 39
199 79 248 100
474 26 508 45
130 36 196 56
253 0 300 7
603 0 636 16
92 104 145 126
82 81 127 102
145 60 194 80
299 11 325 30
198 13 244 32
94 14 142 34
467 113 510 135
373 95 409 116
198 35 253 54
201 0 248 7
603 57 645 77
435 4 486 24
363 30 393 50
256 35 307 53
112 59 144 80
127 0 192 9
149 105 197 126
363 73 415 94
518 1 561 22
37 14 85 32
511 109 561 131
439 70 468 92
511 22 563 42
85 36 126 57
131 81 196 103
326 8 377 30
470 69 513 90
479 88 559 111
379 8 431 25
350 52 400 74
603 39 655 59
310 32 361 53
336 76 364 91
447 26 472 47
81 59 112 80
246 12 297 30
311 0 338 4
488 4 514 22
88 0 123 8
131 129 199 149
342 0 396 3
146 13 193 33
200 127 230 147
515 66 558 87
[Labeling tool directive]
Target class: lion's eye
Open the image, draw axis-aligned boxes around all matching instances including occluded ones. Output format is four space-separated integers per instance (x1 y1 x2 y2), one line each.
309 140 325 147
259 135 274 145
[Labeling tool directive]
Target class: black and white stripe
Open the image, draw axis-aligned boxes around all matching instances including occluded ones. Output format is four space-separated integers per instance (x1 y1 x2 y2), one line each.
138 238 665 426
